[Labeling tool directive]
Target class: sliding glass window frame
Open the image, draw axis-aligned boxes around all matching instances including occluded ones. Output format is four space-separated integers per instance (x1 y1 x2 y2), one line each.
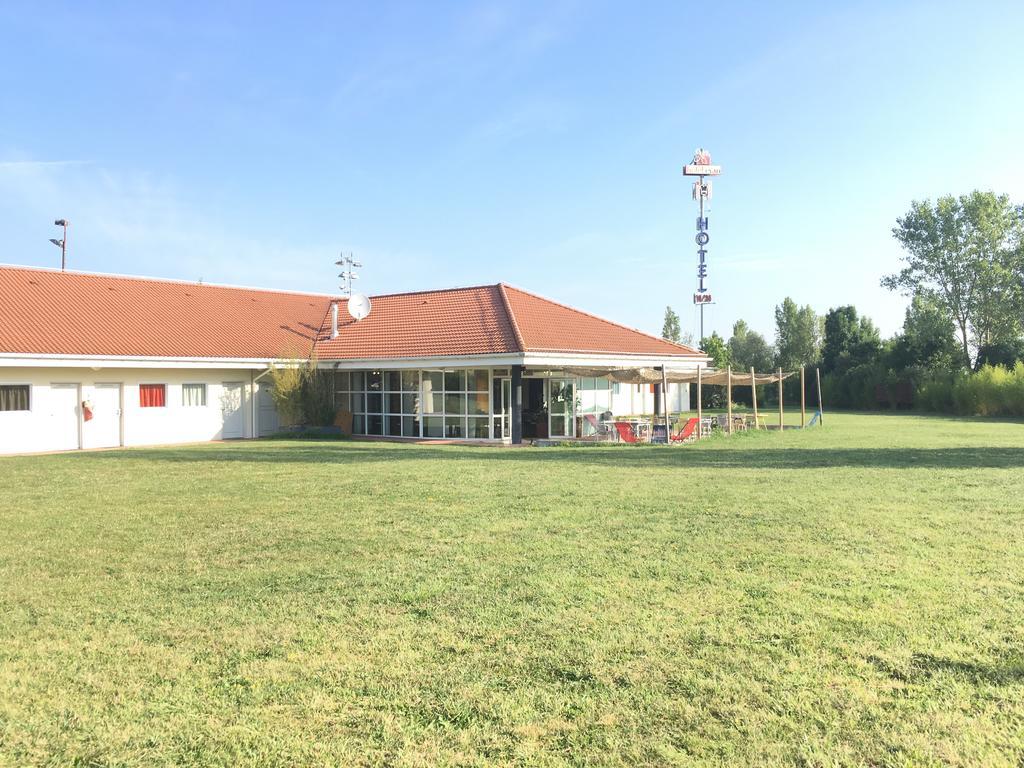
334 368 495 440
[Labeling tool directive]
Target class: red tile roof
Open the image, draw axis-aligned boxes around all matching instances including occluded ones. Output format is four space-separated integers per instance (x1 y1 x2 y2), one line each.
498 284 699 356
313 285 519 359
0 266 701 361
0 266 331 359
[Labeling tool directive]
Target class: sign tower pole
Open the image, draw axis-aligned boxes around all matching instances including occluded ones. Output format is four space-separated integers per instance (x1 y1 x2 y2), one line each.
683 149 722 343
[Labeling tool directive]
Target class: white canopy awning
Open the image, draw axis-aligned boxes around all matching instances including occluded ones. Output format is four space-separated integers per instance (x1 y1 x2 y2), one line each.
529 366 794 385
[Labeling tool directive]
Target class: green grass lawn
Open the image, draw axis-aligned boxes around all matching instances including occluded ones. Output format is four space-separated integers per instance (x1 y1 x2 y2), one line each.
2 413 1023 767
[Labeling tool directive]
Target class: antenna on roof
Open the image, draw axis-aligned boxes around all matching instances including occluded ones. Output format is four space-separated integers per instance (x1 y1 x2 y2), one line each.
335 252 362 298
333 252 371 327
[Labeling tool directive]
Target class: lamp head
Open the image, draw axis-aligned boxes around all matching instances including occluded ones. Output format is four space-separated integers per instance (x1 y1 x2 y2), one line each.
54 219 68 227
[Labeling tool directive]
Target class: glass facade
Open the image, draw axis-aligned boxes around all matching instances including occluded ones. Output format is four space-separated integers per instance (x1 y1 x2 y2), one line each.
335 368 493 440
578 377 613 436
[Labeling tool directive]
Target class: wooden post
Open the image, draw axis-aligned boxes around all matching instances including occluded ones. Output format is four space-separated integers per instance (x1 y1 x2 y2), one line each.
661 365 670 440
816 367 824 426
696 365 703 438
778 367 784 432
750 367 759 430
800 366 806 428
726 366 733 435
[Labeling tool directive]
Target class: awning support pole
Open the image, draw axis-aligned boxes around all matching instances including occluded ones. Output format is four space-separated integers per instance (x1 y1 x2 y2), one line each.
816 367 824 426
726 366 733 435
800 366 806 428
750 367 759 430
661 365 670 440
696 365 703 438
778 367 784 432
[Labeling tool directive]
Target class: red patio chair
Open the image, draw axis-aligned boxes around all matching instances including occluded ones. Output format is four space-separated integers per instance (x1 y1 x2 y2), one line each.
670 417 699 443
613 421 639 443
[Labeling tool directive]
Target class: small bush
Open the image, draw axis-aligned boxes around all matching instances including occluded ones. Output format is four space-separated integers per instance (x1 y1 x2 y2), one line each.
268 352 338 427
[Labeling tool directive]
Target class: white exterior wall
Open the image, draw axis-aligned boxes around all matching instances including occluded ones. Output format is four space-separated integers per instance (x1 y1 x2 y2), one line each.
0 367 277 455
579 378 689 418
607 381 689 416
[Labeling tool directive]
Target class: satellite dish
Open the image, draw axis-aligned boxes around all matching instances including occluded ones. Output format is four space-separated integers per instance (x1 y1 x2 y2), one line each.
348 292 371 321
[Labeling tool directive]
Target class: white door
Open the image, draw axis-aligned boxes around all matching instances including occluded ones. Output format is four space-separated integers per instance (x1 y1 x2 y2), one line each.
49 384 80 451
221 382 246 438
257 384 279 437
85 383 122 449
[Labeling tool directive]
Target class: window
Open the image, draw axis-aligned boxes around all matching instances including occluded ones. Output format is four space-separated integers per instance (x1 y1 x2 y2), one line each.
0 384 30 412
182 383 207 407
334 368 491 439
139 384 166 408
383 370 420 437
335 369 422 437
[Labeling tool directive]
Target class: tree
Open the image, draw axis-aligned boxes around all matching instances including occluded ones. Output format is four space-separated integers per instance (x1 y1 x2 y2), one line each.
698 331 731 408
728 319 774 372
884 191 1024 369
888 293 960 372
661 306 681 343
974 339 1024 370
821 305 882 375
700 331 731 369
268 350 336 427
774 297 821 371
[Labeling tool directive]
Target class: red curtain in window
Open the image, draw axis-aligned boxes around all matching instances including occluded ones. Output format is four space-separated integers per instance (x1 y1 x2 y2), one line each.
140 384 166 407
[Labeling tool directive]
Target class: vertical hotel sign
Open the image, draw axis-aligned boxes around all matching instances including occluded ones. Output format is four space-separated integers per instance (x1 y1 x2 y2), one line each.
683 149 721 309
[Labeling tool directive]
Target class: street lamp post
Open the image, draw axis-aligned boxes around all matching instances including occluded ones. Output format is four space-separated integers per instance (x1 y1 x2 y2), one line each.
50 219 69 271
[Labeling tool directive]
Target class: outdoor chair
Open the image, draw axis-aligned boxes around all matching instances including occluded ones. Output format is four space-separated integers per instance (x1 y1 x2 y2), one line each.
583 413 611 439
670 417 699 443
612 421 640 444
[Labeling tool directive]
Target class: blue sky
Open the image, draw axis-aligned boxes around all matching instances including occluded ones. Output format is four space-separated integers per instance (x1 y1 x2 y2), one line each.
2 1 1022 343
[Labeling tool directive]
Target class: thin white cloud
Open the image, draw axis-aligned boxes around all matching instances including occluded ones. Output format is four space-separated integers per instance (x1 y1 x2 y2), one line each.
0 159 89 169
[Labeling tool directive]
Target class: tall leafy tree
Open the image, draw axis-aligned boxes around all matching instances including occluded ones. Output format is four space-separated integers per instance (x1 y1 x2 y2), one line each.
821 306 882 375
728 319 774 372
889 293 960 372
661 306 681 343
700 331 731 369
884 191 1024 368
774 297 821 371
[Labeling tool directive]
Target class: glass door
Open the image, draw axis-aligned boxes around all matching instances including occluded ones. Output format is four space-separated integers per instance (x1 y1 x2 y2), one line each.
492 377 512 440
548 378 575 438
